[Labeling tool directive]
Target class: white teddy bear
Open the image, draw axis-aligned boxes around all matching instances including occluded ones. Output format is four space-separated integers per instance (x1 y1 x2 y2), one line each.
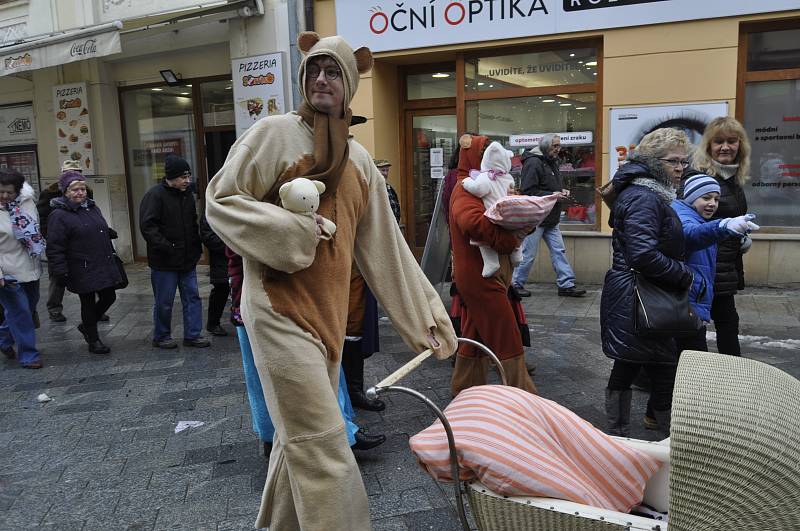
461 141 523 278
279 177 337 239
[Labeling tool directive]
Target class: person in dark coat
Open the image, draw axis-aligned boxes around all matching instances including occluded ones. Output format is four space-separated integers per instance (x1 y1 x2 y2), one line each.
600 128 694 437
46 171 122 354
139 153 209 349
688 117 752 357
511 134 585 298
199 212 229 336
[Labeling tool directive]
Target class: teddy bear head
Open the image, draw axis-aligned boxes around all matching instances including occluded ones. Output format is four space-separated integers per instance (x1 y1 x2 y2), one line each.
279 177 326 214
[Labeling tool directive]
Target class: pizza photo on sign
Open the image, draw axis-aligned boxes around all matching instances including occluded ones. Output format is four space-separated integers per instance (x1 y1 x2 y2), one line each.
56 111 66 120
246 97 264 119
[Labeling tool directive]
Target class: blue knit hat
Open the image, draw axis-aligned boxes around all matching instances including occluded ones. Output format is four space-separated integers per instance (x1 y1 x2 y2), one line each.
682 174 720 205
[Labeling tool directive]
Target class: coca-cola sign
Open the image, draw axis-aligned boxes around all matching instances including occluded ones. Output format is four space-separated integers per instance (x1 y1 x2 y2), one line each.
69 39 98 57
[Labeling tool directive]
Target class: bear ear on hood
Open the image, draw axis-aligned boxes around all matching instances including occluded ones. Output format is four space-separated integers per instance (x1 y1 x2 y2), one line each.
298 32 320 53
354 46 373 74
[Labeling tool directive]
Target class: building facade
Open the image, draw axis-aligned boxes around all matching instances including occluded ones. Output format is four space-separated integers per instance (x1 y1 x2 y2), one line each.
321 0 800 285
0 0 304 261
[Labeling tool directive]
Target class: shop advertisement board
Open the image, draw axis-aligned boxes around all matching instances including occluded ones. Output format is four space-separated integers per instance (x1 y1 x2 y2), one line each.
335 0 799 53
510 131 593 147
1 30 121 77
0 150 39 195
608 102 728 178
53 82 96 175
0 104 36 146
231 53 286 137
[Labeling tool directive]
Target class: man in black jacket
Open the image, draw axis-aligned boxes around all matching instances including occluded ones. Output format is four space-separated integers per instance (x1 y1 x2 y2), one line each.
511 133 586 297
139 154 209 349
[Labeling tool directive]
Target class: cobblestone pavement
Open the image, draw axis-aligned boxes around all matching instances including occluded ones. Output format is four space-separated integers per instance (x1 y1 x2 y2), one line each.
1 264 798 530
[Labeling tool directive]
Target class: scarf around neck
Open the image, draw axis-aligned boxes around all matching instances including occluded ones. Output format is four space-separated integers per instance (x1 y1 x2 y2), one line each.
711 160 739 180
4 199 45 257
295 102 352 197
631 177 677 203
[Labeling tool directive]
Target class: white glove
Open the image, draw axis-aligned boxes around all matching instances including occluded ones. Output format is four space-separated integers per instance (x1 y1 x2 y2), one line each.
721 214 760 236
740 235 752 254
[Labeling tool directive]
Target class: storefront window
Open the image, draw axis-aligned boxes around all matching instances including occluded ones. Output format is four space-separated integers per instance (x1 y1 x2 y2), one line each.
121 86 198 257
465 48 597 91
743 79 800 228
406 71 456 100
747 28 800 71
201 80 235 127
465 93 597 226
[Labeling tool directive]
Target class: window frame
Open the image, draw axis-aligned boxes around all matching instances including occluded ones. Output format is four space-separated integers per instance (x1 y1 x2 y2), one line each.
736 17 800 234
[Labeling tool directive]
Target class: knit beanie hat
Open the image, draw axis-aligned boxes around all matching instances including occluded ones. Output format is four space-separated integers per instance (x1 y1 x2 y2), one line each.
164 153 191 180
297 32 373 115
682 174 720 205
480 141 513 175
59 170 85 193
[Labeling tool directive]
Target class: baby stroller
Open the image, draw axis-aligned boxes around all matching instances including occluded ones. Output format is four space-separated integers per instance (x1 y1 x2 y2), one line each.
368 343 800 530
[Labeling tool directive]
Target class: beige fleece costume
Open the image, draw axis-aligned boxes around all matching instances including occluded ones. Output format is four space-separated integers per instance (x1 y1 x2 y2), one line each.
206 33 456 531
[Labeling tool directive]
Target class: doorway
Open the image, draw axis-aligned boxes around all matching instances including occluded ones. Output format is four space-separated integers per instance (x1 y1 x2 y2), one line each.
404 109 457 257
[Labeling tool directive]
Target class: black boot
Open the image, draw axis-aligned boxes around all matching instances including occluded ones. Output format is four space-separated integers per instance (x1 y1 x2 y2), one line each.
88 339 111 354
605 388 632 437
342 346 385 412
263 441 273 466
651 408 672 435
352 429 386 451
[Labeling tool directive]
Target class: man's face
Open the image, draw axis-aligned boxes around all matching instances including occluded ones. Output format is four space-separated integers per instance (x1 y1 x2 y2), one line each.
305 56 345 118
378 166 390 179
166 171 192 192
548 138 561 159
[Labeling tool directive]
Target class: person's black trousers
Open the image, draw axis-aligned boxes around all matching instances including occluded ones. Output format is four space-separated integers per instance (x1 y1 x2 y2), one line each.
78 288 116 342
207 282 230 329
47 280 65 314
607 360 677 412
711 294 741 356
675 327 709 355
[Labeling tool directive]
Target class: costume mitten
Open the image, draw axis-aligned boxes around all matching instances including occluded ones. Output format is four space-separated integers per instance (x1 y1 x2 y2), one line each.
478 246 500 278
510 247 523 267
740 235 752 254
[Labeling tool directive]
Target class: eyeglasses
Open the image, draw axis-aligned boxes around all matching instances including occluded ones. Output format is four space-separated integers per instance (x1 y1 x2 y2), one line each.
306 64 342 81
659 158 690 168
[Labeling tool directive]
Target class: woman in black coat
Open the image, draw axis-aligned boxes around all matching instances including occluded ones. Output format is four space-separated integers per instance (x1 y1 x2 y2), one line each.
690 117 751 356
46 172 122 354
600 128 693 436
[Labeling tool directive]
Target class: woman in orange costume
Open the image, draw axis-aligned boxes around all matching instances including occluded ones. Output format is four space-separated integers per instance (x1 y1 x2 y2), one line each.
448 134 538 396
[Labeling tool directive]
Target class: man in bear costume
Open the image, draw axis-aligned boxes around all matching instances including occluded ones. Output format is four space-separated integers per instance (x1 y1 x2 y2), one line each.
206 33 456 530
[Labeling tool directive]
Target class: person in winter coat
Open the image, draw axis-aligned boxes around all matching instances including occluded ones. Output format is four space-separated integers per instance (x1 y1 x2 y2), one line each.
600 128 694 437
449 134 537 396
511 133 586 298
37 160 106 324
139 153 209 350
670 174 759 354
46 171 122 354
688 117 752 356
199 211 229 336
0 168 44 368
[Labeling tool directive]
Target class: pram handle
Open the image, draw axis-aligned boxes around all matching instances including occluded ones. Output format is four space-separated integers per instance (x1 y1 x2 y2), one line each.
367 337 507 400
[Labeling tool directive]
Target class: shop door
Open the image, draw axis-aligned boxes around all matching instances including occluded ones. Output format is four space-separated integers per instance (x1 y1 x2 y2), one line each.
405 110 457 257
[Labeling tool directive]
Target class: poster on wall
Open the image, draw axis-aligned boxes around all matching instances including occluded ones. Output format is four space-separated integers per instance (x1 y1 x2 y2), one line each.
0 105 37 146
53 82 95 175
231 53 286 137
142 138 184 182
608 102 729 179
0 150 39 195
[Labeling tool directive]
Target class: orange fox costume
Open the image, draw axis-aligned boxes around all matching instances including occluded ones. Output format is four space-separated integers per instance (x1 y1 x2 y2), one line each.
205 33 456 530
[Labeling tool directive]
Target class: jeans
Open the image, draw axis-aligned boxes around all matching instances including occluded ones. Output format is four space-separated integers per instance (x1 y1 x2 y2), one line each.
47 280 65 314
0 281 41 365
78 287 116 342
150 268 203 341
607 360 677 412
236 326 358 446
512 225 576 289
711 294 740 356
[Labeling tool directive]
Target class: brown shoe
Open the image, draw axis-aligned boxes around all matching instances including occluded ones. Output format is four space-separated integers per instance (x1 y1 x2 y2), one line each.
22 361 43 369
1 346 15 360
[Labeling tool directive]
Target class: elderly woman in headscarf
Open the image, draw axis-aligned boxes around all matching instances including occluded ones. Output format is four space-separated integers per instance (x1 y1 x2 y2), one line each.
448 134 537 396
0 168 44 368
600 128 695 436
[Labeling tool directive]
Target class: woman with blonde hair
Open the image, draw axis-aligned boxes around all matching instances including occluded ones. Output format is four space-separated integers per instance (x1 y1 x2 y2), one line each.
689 116 751 356
600 127 694 436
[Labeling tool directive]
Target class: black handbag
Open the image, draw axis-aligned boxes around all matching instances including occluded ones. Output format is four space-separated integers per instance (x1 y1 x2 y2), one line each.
112 253 128 290
632 270 702 338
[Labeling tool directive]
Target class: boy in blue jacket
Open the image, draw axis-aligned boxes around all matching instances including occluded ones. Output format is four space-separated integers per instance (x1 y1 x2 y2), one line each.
671 174 759 353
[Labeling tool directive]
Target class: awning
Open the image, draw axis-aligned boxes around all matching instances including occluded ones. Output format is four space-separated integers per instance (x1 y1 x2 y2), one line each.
0 21 122 77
